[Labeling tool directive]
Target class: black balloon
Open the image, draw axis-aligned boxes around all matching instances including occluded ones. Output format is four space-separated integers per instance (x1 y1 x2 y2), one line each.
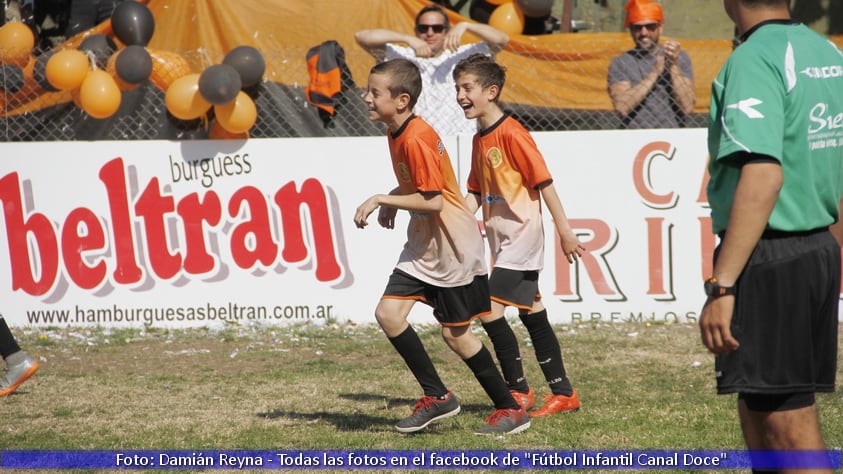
1 64 25 93
115 45 152 84
79 33 117 69
516 0 554 18
198 64 241 105
34 50 59 92
222 45 266 88
111 1 155 46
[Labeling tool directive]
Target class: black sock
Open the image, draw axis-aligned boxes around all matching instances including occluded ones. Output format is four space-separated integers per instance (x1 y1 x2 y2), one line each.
520 310 573 396
388 326 448 398
464 345 519 410
0 317 21 359
481 317 529 393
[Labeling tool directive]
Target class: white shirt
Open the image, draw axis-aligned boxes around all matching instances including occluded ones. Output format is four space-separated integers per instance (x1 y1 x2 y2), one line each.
386 42 492 136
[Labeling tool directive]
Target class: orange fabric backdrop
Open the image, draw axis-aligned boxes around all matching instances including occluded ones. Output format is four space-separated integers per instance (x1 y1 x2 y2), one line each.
7 0 843 116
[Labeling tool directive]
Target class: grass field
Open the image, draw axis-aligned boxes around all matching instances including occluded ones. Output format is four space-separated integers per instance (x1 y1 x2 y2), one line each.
2 320 842 473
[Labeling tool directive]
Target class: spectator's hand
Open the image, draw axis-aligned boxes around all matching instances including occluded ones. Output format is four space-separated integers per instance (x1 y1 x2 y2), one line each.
408 37 434 58
444 23 468 52
559 232 586 263
663 40 681 66
377 205 397 229
653 52 666 76
699 296 740 354
354 195 381 229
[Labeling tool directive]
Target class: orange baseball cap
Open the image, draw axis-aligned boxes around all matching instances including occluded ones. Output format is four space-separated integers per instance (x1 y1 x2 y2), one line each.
624 0 664 27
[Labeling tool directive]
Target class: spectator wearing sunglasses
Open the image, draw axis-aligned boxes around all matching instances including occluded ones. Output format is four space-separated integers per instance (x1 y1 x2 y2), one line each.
355 4 509 135
607 0 695 129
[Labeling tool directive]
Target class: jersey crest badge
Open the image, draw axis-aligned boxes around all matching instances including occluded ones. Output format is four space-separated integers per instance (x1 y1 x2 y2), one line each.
486 147 504 168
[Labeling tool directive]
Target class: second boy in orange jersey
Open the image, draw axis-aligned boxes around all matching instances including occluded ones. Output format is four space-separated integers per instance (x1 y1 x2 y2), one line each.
354 58 530 435
454 54 584 417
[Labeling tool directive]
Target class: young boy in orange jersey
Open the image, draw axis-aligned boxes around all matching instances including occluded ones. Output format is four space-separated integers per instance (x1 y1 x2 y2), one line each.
353 58 530 435
454 54 584 417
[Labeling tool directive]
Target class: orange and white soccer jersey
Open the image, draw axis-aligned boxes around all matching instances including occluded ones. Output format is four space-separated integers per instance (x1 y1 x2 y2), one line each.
389 115 487 287
467 114 552 272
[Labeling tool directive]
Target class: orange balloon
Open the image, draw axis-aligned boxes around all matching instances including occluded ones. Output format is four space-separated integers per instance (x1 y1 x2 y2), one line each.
209 120 248 140
80 69 121 119
46 49 90 90
489 2 525 35
165 73 211 120
149 49 192 92
0 22 35 67
70 87 83 108
214 91 257 134
106 52 139 91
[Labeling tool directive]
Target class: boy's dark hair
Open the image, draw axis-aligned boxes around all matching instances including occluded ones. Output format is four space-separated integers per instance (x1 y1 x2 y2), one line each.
415 4 451 31
370 59 423 109
452 53 506 101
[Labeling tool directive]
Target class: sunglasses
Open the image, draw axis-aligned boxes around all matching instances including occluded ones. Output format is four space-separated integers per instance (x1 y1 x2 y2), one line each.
631 23 660 33
416 24 446 34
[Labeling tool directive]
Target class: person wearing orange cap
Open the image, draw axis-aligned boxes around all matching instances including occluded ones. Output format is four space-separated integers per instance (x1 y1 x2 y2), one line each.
607 0 695 128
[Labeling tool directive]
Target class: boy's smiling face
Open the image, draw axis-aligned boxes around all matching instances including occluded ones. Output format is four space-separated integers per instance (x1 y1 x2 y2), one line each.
364 72 403 125
455 72 494 120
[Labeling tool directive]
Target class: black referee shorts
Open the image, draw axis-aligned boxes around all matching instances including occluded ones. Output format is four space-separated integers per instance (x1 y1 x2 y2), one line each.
714 229 840 395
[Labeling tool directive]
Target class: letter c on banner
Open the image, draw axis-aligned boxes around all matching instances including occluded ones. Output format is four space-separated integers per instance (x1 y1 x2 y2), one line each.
632 141 678 210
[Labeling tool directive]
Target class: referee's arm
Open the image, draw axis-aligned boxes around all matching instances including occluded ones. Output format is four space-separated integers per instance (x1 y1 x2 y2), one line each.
700 156 782 354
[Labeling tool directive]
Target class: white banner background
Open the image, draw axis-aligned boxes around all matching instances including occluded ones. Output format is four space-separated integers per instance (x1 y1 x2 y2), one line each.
0 129 740 328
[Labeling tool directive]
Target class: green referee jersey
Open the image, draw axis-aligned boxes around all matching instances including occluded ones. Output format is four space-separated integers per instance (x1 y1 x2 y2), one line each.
707 22 843 234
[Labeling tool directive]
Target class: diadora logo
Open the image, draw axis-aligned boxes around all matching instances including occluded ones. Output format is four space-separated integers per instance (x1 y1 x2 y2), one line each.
800 65 843 79
726 98 764 119
436 140 445 156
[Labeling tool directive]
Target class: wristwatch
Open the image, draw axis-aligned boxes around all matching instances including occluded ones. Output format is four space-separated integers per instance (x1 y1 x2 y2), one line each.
704 277 736 298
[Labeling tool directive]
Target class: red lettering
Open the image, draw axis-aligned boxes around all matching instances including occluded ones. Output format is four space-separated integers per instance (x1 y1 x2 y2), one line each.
274 179 342 282
228 186 278 269
632 141 678 209
554 218 624 301
646 217 674 300
177 191 221 274
136 177 180 279
99 158 143 284
0 173 59 296
61 208 106 290
1 158 348 298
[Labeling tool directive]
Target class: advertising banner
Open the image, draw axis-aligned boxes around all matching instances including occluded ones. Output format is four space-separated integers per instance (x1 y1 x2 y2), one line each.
0 129 727 328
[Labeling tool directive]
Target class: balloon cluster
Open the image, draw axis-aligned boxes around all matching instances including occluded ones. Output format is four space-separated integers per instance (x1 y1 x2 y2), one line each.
487 0 554 35
0 0 265 137
165 45 265 136
34 1 155 119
